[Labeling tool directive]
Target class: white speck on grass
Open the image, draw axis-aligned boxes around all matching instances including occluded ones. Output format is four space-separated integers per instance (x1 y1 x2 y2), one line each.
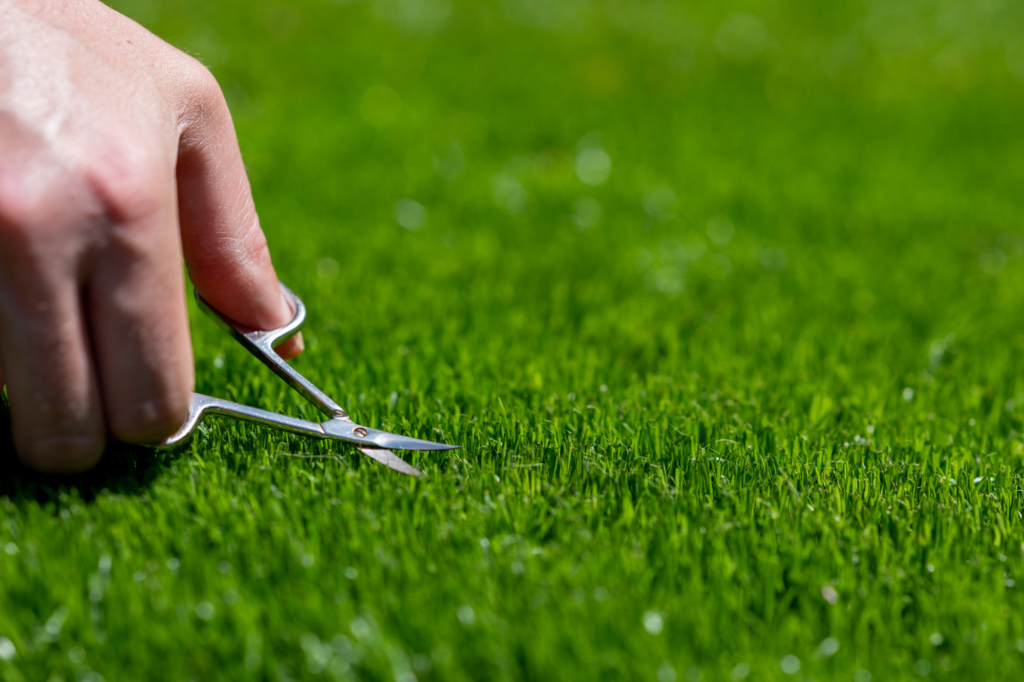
575 148 611 185
819 637 840 657
133 570 146 582
317 258 340 279
647 267 684 294
914 659 931 676
375 0 451 34
903 387 915 401
68 646 86 664
780 655 800 675
492 171 531 215
854 670 872 682
643 186 677 221
929 633 944 646
350 617 372 639
821 584 839 604
394 199 427 230
166 558 180 571
45 607 68 636
731 663 750 680
511 561 525 575
572 197 602 228
760 247 787 273
714 13 768 63
658 663 678 682
980 247 1007 275
707 215 735 244
457 604 476 626
302 554 315 568
0 637 15 661
3 543 17 555
195 602 215 621
433 140 465 179
344 567 358 580
642 610 664 634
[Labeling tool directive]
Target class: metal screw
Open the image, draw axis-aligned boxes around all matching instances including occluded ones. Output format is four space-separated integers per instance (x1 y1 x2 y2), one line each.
353 427 368 438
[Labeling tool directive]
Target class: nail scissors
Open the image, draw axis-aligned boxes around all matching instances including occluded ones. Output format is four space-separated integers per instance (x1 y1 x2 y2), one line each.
156 283 459 477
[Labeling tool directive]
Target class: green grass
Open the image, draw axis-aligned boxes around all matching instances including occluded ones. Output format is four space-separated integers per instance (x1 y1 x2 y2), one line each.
4 0 1024 679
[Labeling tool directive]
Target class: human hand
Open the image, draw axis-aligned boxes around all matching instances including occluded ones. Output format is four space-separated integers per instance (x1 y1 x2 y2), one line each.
0 0 302 473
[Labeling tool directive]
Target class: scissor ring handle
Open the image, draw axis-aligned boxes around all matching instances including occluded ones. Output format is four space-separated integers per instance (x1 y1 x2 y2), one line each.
195 282 348 419
194 282 306 350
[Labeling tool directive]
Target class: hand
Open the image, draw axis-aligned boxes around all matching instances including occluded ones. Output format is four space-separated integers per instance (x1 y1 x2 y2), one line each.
0 0 302 473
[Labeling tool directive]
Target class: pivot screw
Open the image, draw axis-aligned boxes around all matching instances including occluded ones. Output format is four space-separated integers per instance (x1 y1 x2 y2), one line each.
353 427 368 438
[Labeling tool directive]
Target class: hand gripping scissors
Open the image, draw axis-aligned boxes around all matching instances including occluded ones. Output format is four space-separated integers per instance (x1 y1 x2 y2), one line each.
156 283 459 477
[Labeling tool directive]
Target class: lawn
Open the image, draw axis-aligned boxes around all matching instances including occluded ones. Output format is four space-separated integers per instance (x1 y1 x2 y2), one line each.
3 0 1024 680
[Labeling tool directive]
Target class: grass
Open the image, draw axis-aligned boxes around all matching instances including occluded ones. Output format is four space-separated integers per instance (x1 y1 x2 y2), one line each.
4 0 1024 679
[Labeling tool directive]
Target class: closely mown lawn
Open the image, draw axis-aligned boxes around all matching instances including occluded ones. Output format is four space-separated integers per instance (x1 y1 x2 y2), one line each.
4 1 1024 680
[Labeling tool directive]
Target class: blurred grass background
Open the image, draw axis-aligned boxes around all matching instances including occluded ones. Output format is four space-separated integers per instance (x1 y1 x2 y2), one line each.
3 0 1024 680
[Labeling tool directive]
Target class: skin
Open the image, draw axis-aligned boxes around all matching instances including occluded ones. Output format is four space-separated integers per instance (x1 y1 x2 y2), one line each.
0 0 302 473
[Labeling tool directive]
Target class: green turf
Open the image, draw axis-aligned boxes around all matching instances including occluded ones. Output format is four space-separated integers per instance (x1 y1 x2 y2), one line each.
4 0 1024 679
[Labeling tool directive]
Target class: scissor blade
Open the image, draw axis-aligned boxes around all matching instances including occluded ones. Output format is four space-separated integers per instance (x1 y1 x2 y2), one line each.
321 419 461 452
357 447 423 477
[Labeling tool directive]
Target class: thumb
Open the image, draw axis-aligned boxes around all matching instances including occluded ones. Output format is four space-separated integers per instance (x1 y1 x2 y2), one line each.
174 69 302 358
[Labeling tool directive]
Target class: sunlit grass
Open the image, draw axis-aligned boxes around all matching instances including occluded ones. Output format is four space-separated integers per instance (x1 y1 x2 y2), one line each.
3 0 1024 680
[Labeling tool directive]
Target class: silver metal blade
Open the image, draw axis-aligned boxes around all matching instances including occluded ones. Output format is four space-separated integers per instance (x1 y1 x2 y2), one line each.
321 419 460 452
357 447 423 477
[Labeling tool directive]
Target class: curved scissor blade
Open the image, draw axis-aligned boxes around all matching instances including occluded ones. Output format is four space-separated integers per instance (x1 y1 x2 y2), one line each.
358 447 423 477
322 419 461 452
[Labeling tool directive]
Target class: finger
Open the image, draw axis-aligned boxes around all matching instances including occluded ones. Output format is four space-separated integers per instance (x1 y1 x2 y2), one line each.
0 276 106 472
0 114 105 471
175 64 303 359
86 159 194 444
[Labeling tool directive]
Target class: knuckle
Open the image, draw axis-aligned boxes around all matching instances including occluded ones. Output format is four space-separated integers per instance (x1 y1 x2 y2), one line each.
0 165 54 240
185 58 225 105
85 148 168 226
178 57 230 131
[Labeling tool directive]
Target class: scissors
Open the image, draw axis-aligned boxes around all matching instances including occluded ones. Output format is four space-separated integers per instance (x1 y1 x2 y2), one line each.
156 283 459 477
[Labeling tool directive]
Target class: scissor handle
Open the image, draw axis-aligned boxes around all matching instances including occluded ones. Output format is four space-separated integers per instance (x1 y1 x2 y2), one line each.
195 282 349 420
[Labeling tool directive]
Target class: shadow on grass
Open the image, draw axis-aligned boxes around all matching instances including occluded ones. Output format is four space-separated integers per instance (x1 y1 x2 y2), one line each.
0 396 171 505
